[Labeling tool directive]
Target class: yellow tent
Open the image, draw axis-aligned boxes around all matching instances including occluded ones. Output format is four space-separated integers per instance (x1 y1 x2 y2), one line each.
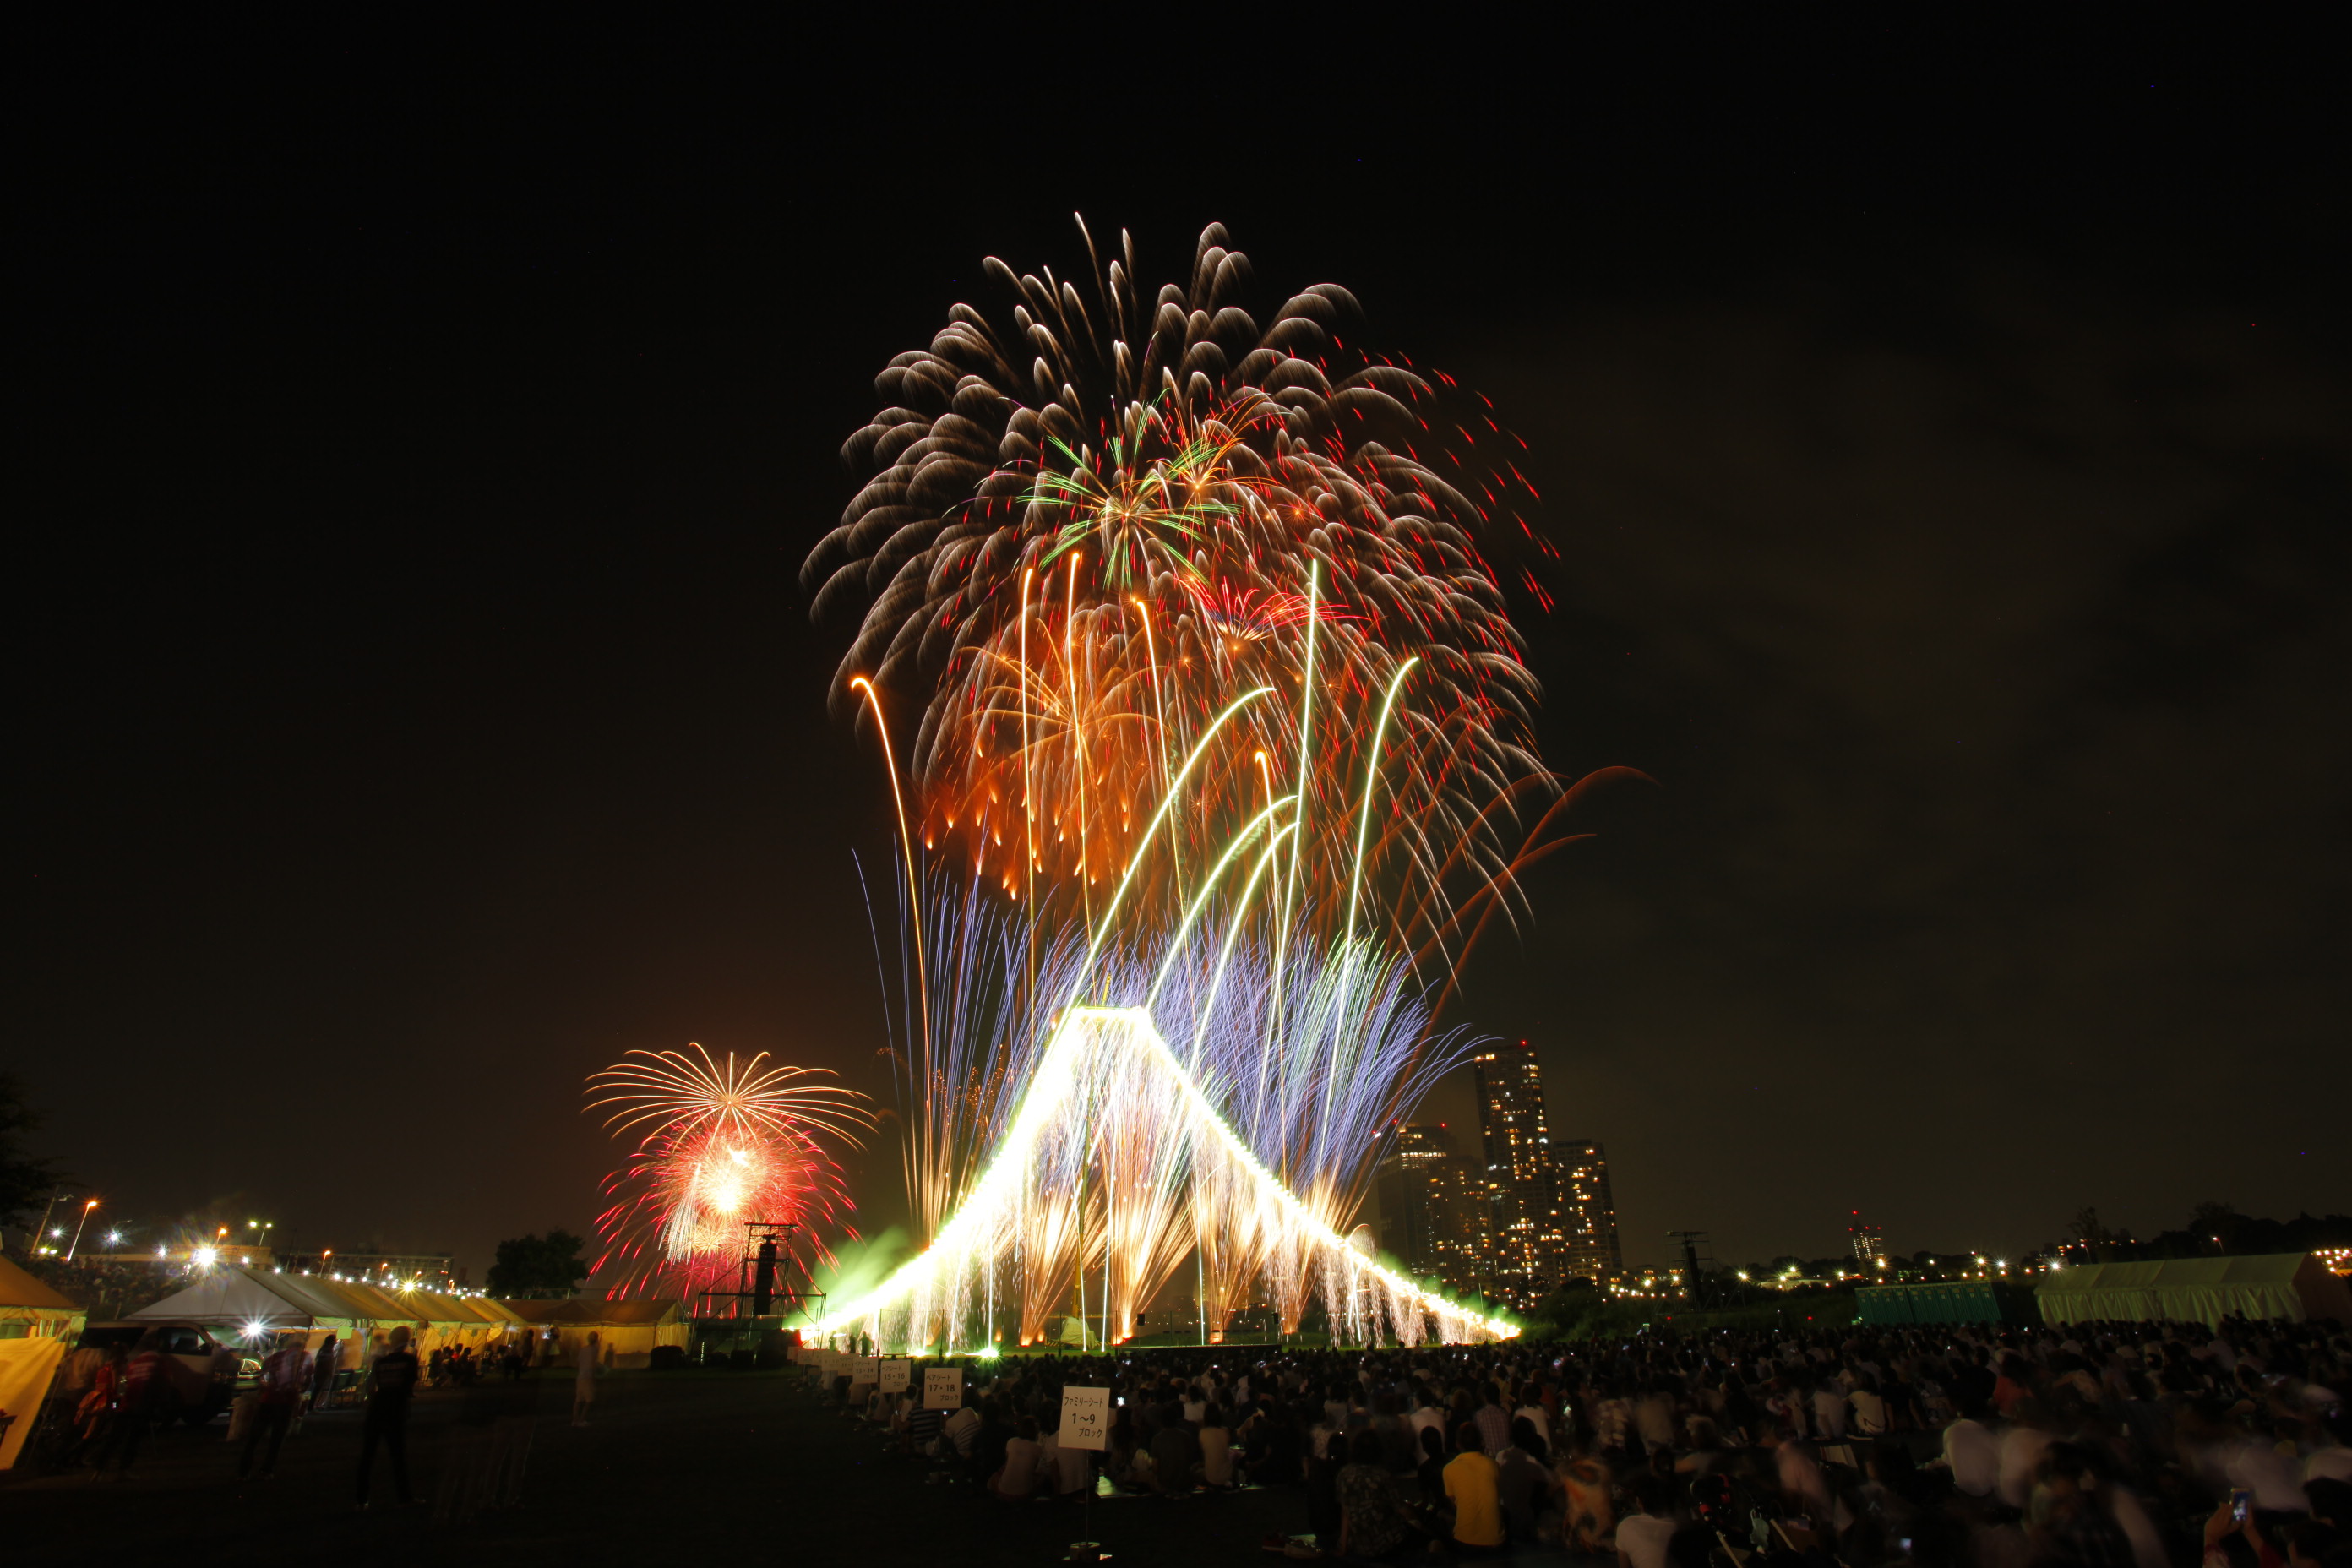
0 1257 86 1342
498 1298 689 1368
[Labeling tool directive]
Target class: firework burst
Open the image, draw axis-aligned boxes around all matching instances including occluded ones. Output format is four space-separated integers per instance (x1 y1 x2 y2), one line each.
586 1044 874 1298
807 220 1566 955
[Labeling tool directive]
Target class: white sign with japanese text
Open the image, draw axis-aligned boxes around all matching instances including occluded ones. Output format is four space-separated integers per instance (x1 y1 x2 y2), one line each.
922 1366 964 1411
879 1358 912 1393
1059 1386 1111 1451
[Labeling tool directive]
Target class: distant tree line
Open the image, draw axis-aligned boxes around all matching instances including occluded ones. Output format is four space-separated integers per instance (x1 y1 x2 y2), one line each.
2065 1201 2352 1262
1 1073 66 1250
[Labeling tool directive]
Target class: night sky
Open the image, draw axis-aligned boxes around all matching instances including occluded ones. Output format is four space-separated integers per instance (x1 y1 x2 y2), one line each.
14 23 2346 1282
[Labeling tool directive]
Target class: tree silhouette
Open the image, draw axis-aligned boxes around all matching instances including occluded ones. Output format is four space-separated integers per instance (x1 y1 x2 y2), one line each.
0 1073 65 1235
487 1230 591 1298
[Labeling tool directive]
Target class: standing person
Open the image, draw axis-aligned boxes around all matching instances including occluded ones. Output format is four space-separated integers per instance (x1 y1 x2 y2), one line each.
73 1346 128 1471
238 1335 312 1480
93 1331 171 1480
571 1332 600 1427
482 1336 553 1512
355 1326 421 1510
309 1334 340 1412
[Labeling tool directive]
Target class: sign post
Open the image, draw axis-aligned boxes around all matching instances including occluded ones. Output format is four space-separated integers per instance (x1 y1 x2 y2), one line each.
922 1365 963 1411
879 1358 912 1395
1059 1385 1111 1560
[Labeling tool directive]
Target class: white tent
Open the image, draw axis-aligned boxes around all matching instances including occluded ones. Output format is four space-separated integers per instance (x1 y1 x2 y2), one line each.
2036 1252 2352 1327
131 1266 528 1365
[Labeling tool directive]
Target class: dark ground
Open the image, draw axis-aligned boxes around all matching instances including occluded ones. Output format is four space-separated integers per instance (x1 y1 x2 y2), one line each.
4 1369 1550 1566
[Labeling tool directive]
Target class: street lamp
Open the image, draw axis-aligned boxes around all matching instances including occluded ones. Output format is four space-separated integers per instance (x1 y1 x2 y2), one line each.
30 1189 72 1259
66 1198 99 1261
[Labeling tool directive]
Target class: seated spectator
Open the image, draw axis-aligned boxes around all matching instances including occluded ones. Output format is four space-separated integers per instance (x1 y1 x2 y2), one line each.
1616 1474 1677 1568
1674 1417 1728 1474
1307 1429 1347 1550
1936 1397 2000 1498
1497 1416 1558 1543
969 1398 1013 1486
1811 1378 1849 1440
989 1414 1041 1500
1848 1373 1889 1437
1476 1382 1513 1456
1199 1403 1234 1488
1249 1402 1303 1488
940 1395 980 1467
1444 1420 1505 1556
1147 1401 1200 1493
1338 1429 1420 1560
1415 1424 1448 1509
1560 1443 1617 1554
907 1396 944 1459
1107 1418 1150 1491
1037 1409 1093 1498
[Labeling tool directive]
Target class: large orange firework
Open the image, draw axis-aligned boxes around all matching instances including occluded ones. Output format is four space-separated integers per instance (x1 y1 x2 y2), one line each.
805 220 1568 956
585 1045 873 1298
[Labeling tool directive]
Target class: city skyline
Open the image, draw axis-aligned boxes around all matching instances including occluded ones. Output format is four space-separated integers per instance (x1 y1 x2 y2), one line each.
1373 1039 1627 1309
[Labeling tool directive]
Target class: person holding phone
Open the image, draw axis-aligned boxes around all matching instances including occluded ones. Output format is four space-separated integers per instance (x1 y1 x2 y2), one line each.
2202 1490 2282 1568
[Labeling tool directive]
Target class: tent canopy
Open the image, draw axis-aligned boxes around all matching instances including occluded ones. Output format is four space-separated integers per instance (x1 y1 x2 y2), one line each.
0 1257 84 1315
128 1267 530 1361
500 1298 683 1327
2036 1252 2352 1327
498 1297 690 1364
128 1266 350 1329
0 1258 86 1346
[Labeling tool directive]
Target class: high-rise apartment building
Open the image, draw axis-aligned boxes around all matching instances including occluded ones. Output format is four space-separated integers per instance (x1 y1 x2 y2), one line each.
1372 1122 1497 1298
1373 1123 1456 1281
1556 1140 1623 1285
1470 1038 1571 1302
1440 1155 1501 1298
1378 1045 1623 1306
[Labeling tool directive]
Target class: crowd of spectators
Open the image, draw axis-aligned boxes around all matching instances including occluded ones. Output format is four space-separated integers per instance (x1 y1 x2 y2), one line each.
20 1256 182 1321
823 1312 2351 1565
